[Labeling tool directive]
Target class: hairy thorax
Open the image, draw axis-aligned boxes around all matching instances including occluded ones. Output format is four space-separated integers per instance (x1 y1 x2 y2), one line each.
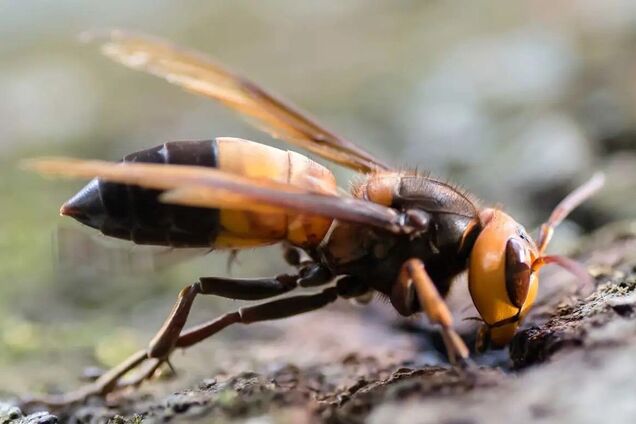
318 172 482 298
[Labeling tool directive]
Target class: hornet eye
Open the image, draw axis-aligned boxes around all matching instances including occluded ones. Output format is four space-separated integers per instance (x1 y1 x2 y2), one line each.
505 238 531 308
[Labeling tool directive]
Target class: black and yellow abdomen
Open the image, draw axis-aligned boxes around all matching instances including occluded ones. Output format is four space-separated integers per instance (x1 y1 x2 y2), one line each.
61 138 337 248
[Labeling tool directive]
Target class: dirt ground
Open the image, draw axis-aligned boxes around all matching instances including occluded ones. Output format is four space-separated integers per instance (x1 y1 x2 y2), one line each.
3 221 636 424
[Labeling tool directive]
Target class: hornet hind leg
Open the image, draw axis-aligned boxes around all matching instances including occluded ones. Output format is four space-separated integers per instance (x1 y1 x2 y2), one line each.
22 272 338 409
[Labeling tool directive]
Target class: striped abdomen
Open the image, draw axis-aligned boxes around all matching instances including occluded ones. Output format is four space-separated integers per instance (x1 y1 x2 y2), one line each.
61 138 337 248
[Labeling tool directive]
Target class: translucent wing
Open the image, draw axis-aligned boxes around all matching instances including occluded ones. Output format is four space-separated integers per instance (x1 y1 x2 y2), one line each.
55 225 209 275
26 158 405 234
84 29 391 174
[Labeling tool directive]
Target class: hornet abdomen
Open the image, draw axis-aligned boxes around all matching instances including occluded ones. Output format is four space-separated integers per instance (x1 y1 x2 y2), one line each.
61 138 337 248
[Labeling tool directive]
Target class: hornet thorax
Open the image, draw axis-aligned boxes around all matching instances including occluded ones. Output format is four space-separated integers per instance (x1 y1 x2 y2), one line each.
318 172 482 299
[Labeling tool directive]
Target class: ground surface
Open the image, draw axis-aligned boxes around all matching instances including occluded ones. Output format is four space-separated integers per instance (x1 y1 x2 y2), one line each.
3 221 636 424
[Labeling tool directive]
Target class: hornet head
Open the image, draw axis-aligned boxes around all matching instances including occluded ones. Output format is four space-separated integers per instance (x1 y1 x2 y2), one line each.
467 174 604 349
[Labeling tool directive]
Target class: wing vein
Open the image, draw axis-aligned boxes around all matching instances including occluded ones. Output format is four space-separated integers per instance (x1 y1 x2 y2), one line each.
90 29 391 173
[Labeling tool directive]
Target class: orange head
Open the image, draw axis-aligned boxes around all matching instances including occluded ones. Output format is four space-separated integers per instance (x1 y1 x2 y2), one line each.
468 209 539 348
467 173 604 350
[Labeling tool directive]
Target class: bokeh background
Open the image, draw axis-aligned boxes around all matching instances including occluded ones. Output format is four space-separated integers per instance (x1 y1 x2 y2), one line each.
1 0 635 396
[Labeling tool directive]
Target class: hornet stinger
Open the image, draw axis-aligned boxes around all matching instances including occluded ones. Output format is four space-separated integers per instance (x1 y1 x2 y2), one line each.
25 30 604 406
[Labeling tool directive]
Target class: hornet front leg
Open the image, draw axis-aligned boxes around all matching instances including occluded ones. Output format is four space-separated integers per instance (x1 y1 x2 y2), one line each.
391 258 471 368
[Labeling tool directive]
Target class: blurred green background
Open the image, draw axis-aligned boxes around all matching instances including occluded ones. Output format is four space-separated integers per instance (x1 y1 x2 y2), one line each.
1 1 635 395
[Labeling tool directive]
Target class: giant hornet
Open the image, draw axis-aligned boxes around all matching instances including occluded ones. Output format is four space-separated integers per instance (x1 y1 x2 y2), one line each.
26 30 603 405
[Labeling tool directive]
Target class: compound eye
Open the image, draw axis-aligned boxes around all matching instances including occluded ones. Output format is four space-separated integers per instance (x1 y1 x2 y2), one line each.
505 238 532 308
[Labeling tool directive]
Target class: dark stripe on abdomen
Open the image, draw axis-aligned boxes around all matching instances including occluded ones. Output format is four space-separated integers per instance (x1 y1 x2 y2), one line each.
99 140 221 247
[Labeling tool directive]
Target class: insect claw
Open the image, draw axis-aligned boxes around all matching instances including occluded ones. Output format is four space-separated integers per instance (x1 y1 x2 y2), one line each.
453 357 480 386
165 359 178 376
457 356 476 371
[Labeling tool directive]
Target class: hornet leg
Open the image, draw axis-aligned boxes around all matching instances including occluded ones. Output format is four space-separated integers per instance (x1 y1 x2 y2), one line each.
175 286 339 349
22 276 337 409
149 274 299 358
391 258 471 367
